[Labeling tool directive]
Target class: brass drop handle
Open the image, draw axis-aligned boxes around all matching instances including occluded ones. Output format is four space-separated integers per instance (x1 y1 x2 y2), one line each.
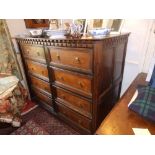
57 54 60 60
59 76 64 81
78 81 83 87
44 87 47 90
79 103 83 109
75 57 80 63
37 52 40 56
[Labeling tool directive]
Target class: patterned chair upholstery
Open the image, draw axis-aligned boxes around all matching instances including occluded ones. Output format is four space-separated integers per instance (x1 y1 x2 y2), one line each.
0 74 27 127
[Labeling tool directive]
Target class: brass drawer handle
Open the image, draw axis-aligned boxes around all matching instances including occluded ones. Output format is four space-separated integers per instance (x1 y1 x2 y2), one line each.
37 52 40 56
44 87 47 90
57 54 60 60
79 103 83 109
78 81 83 87
75 57 80 63
59 76 64 81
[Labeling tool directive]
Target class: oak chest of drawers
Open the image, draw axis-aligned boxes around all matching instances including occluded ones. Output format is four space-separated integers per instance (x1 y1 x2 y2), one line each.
16 33 129 134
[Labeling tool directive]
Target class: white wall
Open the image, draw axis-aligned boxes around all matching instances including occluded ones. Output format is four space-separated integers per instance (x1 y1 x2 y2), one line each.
6 19 27 52
120 19 153 95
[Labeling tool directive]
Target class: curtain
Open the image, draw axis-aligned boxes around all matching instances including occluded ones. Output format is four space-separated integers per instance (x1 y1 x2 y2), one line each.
0 19 21 79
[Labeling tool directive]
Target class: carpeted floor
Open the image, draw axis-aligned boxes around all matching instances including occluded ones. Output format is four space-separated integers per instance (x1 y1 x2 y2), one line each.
0 106 79 135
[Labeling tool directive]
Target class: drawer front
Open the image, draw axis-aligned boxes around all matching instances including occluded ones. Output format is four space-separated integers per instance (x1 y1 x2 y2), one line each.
30 75 51 94
57 102 91 130
26 60 49 79
52 68 92 96
55 87 92 118
49 47 92 72
32 87 53 107
21 44 46 62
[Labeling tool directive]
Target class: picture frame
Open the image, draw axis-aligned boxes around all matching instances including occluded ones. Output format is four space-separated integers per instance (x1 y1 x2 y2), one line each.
24 19 49 28
87 19 123 32
49 19 61 30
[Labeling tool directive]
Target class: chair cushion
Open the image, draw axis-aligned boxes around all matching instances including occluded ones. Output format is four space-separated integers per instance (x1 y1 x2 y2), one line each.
149 65 155 88
128 85 155 122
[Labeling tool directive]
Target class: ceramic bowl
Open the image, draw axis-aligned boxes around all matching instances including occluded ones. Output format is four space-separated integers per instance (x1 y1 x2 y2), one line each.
43 29 67 38
88 28 111 37
29 29 43 37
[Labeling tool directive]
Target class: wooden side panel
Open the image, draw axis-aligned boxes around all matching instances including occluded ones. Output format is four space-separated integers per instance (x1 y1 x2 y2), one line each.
93 37 129 131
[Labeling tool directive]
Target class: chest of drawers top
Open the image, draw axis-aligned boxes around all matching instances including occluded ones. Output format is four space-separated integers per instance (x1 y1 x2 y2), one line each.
16 33 129 46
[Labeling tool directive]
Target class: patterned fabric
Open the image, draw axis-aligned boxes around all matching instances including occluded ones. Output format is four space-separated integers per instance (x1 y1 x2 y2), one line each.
129 85 155 122
0 76 27 127
149 64 155 88
11 120 49 135
0 19 21 79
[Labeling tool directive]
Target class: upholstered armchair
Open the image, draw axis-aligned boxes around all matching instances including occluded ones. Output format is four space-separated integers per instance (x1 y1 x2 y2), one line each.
0 51 27 127
0 73 27 127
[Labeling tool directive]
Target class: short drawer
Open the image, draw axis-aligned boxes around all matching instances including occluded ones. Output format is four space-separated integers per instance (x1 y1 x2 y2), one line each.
49 47 92 73
55 87 92 118
21 44 46 63
56 102 92 131
51 68 92 97
29 75 51 95
26 60 49 80
32 87 53 107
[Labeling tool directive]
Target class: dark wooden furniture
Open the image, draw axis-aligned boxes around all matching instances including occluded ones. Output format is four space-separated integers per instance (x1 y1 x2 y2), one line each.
24 19 49 28
16 33 130 134
96 73 155 135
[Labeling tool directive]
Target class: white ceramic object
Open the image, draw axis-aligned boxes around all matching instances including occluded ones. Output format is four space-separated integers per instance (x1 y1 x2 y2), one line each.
88 28 111 37
29 29 42 37
44 29 67 37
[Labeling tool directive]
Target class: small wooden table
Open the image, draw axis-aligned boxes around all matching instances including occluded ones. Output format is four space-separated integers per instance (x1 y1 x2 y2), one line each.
96 73 155 135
